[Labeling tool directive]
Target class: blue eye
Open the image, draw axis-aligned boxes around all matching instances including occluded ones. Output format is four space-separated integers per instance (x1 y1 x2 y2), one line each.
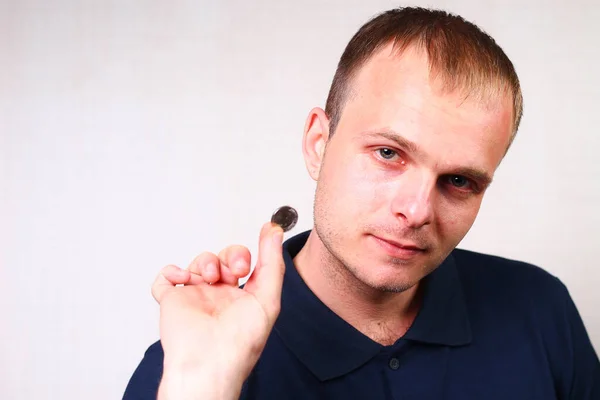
378 148 397 159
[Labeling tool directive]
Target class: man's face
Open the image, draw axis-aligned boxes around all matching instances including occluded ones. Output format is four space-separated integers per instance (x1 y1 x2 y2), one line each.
311 44 513 292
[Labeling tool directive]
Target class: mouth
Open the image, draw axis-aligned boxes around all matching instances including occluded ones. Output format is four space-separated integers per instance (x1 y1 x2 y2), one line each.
369 235 426 259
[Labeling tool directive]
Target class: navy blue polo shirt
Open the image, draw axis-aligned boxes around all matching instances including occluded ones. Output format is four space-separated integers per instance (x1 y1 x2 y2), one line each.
123 230 600 399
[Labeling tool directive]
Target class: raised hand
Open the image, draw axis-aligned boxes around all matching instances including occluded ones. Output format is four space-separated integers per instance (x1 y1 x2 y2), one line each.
153 222 285 400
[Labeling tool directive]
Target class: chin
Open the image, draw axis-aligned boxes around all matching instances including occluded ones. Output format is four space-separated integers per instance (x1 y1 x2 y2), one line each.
363 276 417 293
348 262 421 293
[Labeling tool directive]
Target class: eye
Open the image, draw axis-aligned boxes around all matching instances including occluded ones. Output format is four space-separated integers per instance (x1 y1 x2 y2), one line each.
443 175 478 193
449 175 469 188
377 148 397 160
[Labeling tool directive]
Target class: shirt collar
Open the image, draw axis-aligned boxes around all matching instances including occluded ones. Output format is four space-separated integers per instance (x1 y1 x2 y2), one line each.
273 230 472 382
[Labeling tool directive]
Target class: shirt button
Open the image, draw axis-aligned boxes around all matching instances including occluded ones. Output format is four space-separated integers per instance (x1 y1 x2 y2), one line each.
388 357 400 370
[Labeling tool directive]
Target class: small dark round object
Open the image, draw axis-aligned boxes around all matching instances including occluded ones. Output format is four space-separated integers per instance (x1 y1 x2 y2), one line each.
389 357 400 370
271 206 298 232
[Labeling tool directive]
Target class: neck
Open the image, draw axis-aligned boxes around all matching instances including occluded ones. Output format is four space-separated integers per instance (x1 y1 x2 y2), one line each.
293 230 422 346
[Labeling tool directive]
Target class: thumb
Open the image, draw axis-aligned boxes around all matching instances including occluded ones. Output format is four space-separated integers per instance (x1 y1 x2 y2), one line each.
245 223 285 322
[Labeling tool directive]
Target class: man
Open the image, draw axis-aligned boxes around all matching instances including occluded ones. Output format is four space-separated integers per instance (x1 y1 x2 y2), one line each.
124 7 600 399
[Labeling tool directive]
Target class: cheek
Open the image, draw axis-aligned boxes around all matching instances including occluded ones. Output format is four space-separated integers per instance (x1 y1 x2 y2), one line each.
437 198 482 242
344 156 387 208
320 152 382 214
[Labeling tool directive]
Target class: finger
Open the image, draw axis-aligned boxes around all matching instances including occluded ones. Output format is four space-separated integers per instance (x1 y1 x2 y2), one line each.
244 223 285 321
188 252 220 284
220 245 252 279
152 264 188 303
217 245 250 286
161 263 204 286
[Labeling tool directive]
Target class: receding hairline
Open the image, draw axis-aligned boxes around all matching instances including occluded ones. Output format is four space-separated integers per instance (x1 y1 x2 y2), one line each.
336 38 520 137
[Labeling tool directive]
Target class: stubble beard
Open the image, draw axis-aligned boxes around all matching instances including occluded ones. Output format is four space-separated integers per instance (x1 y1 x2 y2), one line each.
312 184 452 294
313 187 418 294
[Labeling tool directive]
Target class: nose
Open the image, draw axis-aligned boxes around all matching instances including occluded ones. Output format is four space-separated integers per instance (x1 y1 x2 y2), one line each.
390 169 435 229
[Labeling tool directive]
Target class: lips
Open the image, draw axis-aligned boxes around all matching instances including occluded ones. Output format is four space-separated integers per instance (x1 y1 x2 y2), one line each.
370 235 426 259
379 236 424 250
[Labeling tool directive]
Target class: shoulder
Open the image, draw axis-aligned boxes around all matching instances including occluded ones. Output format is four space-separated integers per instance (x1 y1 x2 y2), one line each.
450 248 570 311
451 249 600 396
452 247 565 291
449 248 577 349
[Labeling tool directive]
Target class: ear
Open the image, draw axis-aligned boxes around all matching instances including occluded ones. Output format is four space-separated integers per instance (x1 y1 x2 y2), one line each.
302 107 330 181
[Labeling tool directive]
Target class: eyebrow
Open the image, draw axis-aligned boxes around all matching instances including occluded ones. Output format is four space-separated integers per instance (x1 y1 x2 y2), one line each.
362 130 426 159
361 129 494 188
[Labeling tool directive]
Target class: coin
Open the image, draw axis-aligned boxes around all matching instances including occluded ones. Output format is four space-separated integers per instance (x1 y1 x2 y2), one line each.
270 206 298 232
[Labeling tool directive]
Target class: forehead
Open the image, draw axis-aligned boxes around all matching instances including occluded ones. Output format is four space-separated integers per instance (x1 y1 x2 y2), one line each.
339 43 513 170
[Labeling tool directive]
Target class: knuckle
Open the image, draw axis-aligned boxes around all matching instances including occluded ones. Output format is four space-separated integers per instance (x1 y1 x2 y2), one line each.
162 264 178 273
190 252 218 273
229 245 250 256
197 251 217 262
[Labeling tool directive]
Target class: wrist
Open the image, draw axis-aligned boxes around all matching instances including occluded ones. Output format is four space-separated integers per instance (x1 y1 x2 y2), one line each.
159 358 244 400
